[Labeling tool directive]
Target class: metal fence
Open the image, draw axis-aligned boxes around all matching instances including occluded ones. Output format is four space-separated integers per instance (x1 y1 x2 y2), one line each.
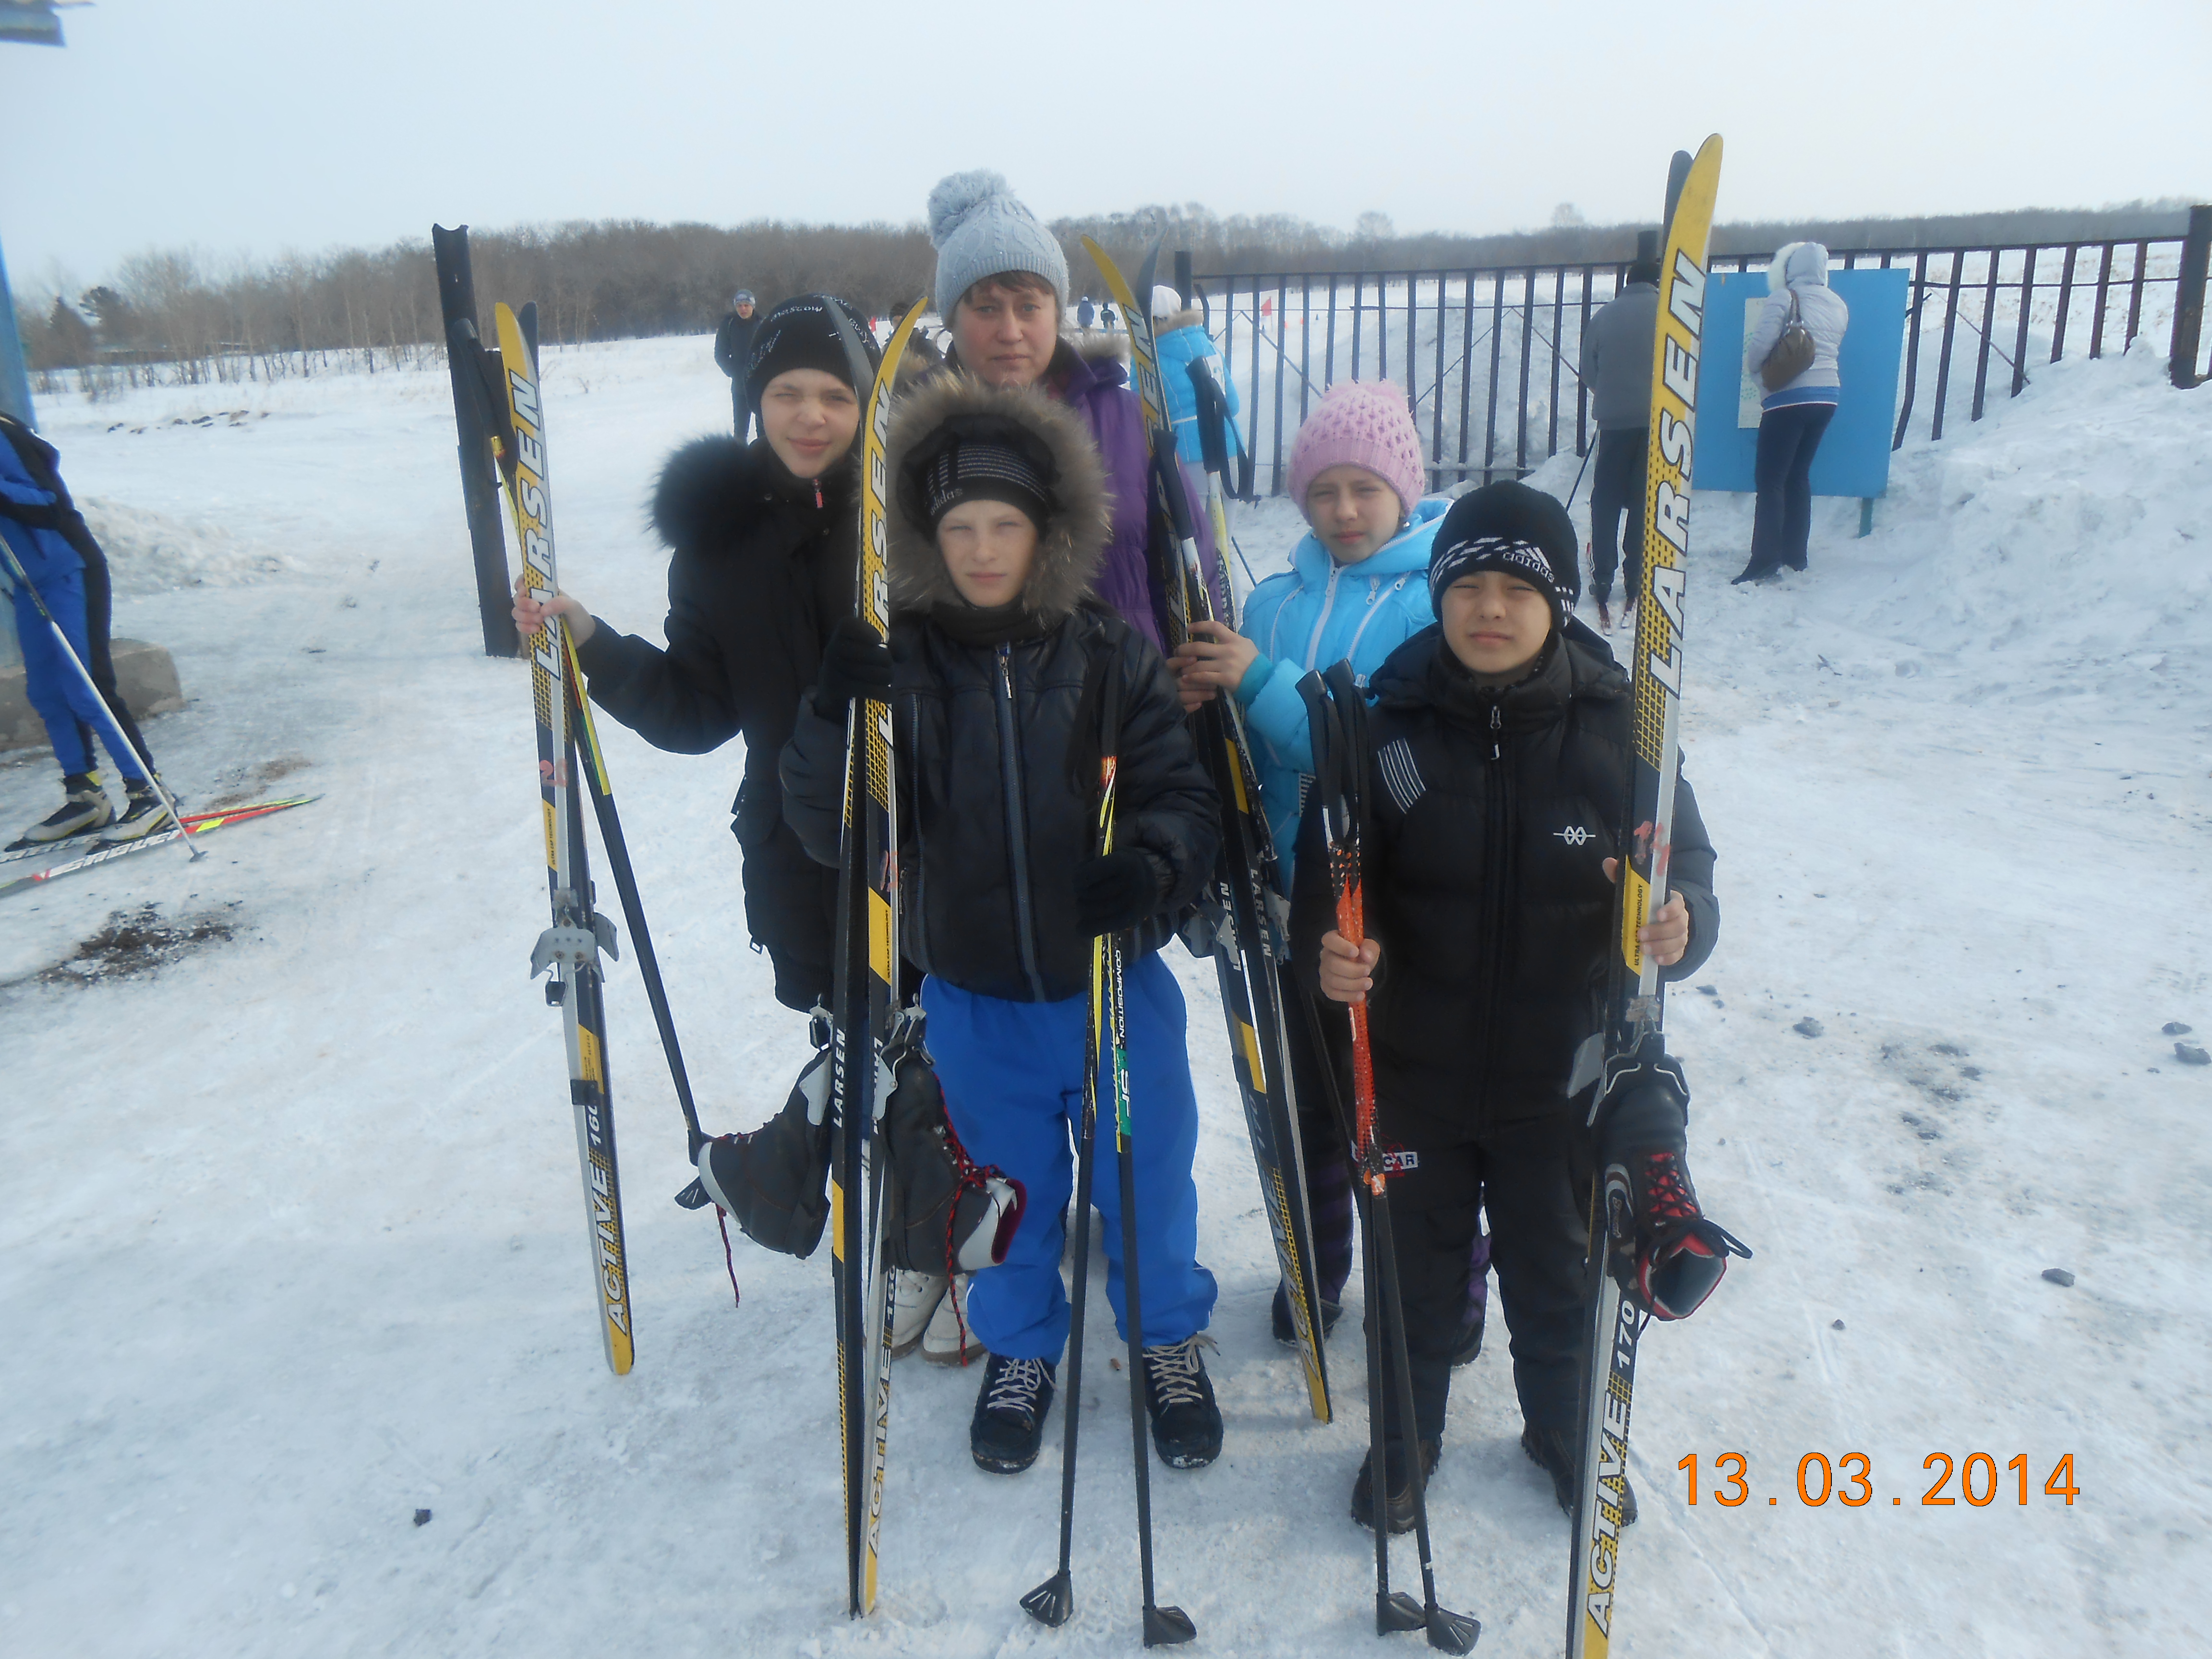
1197 224 2211 498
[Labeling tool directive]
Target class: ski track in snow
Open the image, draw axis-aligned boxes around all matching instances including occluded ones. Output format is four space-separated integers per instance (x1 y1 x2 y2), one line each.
3 335 2208 1657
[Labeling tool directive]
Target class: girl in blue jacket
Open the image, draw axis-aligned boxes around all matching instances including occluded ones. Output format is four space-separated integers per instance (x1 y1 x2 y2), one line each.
1172 379 1490 1357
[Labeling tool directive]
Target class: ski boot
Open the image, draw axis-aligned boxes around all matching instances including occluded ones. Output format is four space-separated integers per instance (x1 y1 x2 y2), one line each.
106 777 177 842
970 1353 1056 1474
1523 1423 1637 1524
14 772 112 846
1142 1334 1224 1469
920 1273 985 1366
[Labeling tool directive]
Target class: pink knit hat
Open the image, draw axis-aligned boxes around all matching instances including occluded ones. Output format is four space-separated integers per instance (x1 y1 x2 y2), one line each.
1286 381 1426 519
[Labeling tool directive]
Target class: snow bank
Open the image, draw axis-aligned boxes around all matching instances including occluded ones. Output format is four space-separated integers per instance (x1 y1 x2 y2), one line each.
4 334 2210 1659
78 496 297 593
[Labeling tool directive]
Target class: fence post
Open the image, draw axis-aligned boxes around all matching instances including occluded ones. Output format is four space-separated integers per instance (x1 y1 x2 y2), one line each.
432 224 518 660
2171 205 2211 390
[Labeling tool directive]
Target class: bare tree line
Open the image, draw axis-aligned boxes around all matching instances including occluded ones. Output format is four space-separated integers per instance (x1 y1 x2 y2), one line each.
16 199 2196 395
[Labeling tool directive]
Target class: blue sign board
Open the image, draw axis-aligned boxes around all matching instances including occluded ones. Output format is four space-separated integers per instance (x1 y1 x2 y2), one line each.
1691 267 1909 498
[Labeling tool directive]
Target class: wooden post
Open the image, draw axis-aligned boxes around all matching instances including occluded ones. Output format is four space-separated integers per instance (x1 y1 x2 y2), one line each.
432 225 517 659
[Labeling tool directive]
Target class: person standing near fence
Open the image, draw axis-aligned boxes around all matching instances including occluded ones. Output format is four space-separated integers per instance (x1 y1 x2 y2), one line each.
713 289 761 438
1170 381 1492 1371
1738 241 1849 583
922 168 1216 655
0 412 173 845
1150 283 1247 474
1576 253 1660 629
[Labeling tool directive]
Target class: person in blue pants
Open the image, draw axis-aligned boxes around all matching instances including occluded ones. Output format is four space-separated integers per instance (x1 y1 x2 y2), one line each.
780 371 1224 1475
0 414 170 845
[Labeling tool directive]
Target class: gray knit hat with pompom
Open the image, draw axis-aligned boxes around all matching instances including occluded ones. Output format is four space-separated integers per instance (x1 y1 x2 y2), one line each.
927 170 1070 318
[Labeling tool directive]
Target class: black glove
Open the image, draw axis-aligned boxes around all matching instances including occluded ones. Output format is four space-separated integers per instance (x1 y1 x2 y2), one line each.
1074 849 1165 937
813 616 892 718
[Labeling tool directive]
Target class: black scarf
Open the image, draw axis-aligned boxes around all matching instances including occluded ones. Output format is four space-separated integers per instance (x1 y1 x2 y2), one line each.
927 598 1052 648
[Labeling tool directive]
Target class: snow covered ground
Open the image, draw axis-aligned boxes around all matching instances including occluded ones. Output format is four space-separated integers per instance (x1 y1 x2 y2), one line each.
3 330 2208 1658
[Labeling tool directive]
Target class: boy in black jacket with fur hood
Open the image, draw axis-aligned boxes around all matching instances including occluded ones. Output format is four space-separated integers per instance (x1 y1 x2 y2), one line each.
780 374 1228 1478
1294 481 1722 1532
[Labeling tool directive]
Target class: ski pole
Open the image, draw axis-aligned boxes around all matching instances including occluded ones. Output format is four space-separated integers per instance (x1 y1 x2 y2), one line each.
1563 436 1596 514
1109 913 1196 1648
562 647 706 1160
1023 656 1125 1632
1187 360 1259 610
0 538 200 860
1300 666 1479 1653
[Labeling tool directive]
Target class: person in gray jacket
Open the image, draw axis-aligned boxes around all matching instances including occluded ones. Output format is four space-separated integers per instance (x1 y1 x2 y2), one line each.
1738 241 1849 582
1576 256 1661 625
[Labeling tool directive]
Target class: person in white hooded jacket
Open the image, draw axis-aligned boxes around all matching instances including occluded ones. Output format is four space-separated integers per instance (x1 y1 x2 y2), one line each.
1737 240 1849 583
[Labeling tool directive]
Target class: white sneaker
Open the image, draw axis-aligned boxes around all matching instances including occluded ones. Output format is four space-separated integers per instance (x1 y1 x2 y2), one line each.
921 1273 985 1366
889 1269 946 1360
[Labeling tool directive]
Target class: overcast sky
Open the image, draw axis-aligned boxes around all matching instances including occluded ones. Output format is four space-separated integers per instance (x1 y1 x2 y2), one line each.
6 0 2208 295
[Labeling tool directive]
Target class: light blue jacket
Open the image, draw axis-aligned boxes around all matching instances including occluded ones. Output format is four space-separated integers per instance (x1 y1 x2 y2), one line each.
1233 496 1450 881
1156 318 1246 470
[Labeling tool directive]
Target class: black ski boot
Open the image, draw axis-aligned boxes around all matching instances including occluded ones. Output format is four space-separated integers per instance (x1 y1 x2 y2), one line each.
18 772 111 844
1351 1437 1441 1534
1141 1334 1223 1468
1270 1280 1342 1347
106 778 175 842
1522 1423 1637 1525
970 1353 1056 1474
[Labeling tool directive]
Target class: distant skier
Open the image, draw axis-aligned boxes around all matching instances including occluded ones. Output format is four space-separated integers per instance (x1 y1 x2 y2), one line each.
1577 252 1661 628
779 374 1227 1478
1148 283 1247 473
1737 241 1849 583
0 412 172 846
1076 293 1096 330
713 289 761 438
1293 481 1722 1533
1169 380 1490 1370
512 294 877 1022
1099 300 1118 331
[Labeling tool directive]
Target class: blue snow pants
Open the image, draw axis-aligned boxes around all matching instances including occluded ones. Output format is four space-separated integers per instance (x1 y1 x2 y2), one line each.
921 952 1219 1362
12 569 143 781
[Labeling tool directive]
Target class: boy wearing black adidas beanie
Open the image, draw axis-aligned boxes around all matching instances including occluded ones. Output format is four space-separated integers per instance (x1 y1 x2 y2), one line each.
1289 480 1724 1533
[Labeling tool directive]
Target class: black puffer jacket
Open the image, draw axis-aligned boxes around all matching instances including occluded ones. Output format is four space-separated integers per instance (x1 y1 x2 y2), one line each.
778 375 1219 1004
573 437 855 1010
1291 625 1718 1146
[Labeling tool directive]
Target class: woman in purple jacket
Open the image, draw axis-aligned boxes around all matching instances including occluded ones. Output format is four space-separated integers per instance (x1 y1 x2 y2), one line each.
923 169 1216 655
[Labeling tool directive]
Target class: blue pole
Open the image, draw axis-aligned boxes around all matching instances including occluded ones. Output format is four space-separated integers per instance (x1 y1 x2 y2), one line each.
0 231 36 430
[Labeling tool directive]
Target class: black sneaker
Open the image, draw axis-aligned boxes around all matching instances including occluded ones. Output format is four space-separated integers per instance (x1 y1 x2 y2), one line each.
1141 1335 1222 1469
1351 1438 1441 1534
1269 1280 1343 1347
1521 1423 1637 1526
20 772 112 844
106 780 176 842
970 1353 1055 1475
1448 1302 1485 1368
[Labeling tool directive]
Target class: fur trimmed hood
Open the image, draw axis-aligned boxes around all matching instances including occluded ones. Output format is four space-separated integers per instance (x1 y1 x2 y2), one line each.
883 373 1110 625
649 433 851 552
